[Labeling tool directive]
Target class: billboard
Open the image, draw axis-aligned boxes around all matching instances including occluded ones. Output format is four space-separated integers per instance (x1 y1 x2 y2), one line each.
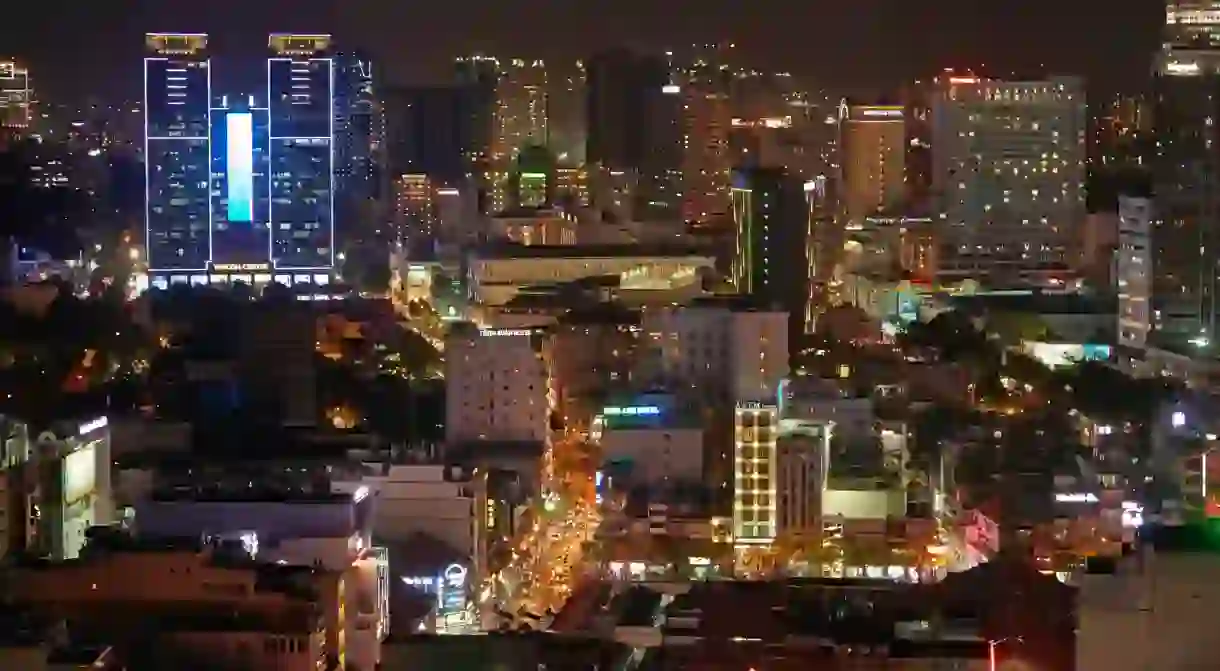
226 112 254 222
63 444 97 506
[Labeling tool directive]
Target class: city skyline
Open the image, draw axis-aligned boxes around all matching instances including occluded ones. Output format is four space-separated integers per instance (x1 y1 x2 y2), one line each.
1 0 1163 102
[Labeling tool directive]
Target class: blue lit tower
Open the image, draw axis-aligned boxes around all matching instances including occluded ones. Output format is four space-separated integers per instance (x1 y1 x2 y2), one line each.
144 33 212 275
268 34 336 271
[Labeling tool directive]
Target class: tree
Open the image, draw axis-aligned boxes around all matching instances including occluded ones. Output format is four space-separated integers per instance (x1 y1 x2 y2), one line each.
986 310 1051 346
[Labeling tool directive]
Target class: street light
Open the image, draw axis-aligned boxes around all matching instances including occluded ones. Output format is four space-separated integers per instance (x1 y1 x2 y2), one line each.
988 636 1023 671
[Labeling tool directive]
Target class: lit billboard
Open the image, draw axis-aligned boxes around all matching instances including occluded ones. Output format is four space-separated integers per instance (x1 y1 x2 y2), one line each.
226 112 254 222
63 444 97 506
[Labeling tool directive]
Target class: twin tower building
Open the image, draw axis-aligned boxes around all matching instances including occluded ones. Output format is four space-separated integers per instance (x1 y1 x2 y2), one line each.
143 33 374 290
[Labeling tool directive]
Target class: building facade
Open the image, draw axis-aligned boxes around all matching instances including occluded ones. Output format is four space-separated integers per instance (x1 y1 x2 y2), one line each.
143 33 338 289
930 74 1086 279
0 60 33 134
838 103 906 230
1153 2 1220 337
444 324 554 445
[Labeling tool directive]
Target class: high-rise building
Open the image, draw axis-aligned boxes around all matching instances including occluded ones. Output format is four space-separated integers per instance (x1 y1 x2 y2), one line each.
143 33 213 279
930 73 1086 280
333 52 381 247
454 56 499 214
267 34 336 272
385 86 469 182
674 47 734 226
586 49 683 221
1117 195 1153 351
453 56 549 214
838 103 906 229
547 60 586 165
0 60 32 134
1153 2 1220 337
731 167 811 340
681 96 731 223
142 33 338 288
392 173 436 257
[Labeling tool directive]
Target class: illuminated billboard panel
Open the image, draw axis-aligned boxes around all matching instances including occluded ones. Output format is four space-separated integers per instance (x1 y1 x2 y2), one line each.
226 112 254 223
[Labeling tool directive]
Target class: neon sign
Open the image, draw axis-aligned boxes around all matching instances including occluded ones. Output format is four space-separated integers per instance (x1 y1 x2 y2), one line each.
78 417 108 435
603 405 660 417
1055 493 1099 503
1166 62 1201 76
479 329 532 337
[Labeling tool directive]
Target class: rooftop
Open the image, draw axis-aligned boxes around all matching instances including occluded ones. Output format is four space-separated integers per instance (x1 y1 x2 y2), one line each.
472 242 712 260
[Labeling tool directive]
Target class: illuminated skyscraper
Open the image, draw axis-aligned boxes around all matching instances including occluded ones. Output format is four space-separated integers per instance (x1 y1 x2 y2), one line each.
477 57 548 213
144 33 213 276
731 167 811 340
1153 2 1220 337
267 34 336 271
930 74 1085 280
837 103 906 230
677 51 733 225
547 60 586 164
142 33 337 289
333 52 381 247
0 60 32 133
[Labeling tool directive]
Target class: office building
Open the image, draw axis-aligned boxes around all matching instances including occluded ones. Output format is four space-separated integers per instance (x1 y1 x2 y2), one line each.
1153 2 1220 336
143 33 212 280
493 59 548 161
675 50 733 225
444 323 554 445
586 50 684 221
730 167 812 339
0 60 32 133
641 301 789 403
680 87 732 224
930 73 1086 279
838 103 905 228
454 56 498 213
333 52 381 247
1117 195 1153 350
143 33 337 288
385 86 468 182
392 173 437 256
547 60 586 164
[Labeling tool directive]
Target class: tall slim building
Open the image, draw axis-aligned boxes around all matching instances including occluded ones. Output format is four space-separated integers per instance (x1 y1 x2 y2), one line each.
0 60 32 134
930 73 1086 280
838 103 906 229
547 60 586 164
144 33 212 276
333 52 380 247
143 33 338 287
454 56 499 214
731 167 811 340
680 86 732 225
490 59 548 213
267 34 336 271
1153 2 1220 337
1117 195 1153 351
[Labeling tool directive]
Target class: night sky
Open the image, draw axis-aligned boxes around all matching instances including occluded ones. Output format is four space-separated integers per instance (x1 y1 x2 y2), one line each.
3 0 1163 103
